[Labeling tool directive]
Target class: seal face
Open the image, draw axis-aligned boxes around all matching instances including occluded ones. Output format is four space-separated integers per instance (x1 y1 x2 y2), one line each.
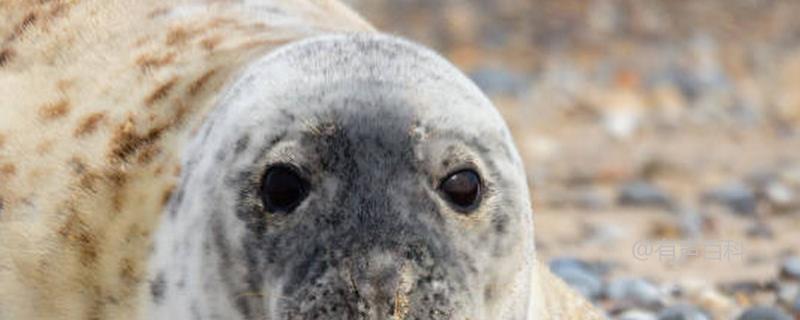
149 34 535 319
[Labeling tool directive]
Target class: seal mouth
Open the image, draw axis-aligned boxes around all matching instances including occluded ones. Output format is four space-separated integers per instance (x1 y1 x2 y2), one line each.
271 250 465 320
275 258 405 319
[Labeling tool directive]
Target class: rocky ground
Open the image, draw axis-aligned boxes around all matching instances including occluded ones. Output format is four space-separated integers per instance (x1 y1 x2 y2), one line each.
348 1 800 319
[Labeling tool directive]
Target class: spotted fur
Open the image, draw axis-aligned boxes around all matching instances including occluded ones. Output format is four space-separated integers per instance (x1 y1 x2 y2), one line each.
0 1 602 319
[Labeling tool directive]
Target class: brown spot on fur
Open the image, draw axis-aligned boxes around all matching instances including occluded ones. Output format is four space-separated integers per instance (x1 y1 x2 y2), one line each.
0 163 16 177
7 12 38 42
136 144 161 164
120 257 139 286
0 48 14 67
111 190 124 212
207 17 238 28
144 77 178 107
39 100 71 120
147 7 171 19
188 69 217 96
79 172 101 192
107 170 127 187
74 112 107 137
166 26 190 46
135 52 176 72
109 121 168 164
171 99 191 126
58 211 99 265
200 35 223 51
161 184 176 206
0 133 5 149
47 2 69 19
106 170 128 211
67 157 87 175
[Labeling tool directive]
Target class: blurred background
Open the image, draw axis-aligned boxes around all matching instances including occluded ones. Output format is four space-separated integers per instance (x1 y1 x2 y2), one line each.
347 1 800 319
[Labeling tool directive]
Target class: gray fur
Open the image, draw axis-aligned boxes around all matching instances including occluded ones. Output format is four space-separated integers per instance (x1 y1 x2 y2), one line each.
148 33 535 319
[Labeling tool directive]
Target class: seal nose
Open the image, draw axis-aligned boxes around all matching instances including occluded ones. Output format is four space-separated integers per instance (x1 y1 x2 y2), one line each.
342 253 414 318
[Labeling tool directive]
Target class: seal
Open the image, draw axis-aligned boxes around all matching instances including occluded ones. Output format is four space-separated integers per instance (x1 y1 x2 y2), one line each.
0 1 603 319
149 34 535 319
148 33 601 319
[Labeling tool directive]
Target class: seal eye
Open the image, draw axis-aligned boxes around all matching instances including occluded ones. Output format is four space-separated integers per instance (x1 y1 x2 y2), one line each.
439 169 482 212
260 166 308 213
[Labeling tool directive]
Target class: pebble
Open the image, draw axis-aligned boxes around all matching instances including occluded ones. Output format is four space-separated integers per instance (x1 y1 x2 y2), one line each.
779 256 800 280
736 306 792 320
619 309 658 320
603 106 643 139
549 257 604 301
657 304 711 320
764 181 795 209
776 282 799 307
606 277 663 309
720 280 765 295
618 181 674 209
677 208 705 238
745 222 774 239
692 287 736 316
584 223 626 245
549 256 611 277
548 186 612 210
703 182 757 215
572 187 613 210
747 171 799 213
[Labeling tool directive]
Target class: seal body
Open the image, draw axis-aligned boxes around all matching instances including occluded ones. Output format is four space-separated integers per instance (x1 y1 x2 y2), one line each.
0 1 603 319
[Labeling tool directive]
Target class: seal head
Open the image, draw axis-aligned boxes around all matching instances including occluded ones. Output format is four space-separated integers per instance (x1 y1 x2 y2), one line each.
149 33 535 320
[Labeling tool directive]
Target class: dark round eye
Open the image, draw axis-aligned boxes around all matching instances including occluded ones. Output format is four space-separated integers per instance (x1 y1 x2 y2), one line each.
260 165 309 213
439 169 482 212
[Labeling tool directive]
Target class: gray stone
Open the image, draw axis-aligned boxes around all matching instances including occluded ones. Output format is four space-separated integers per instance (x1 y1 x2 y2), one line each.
657 304 711 320
572 187 613 210
776 282 799 306
606 277 663 309
764 182 795 206
780 255 800 280
677 208 705 238
736 306 792 320
703 182 757 215
618 181 673 209
584 223 626 245
549 257 604 301
745 222 774 239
